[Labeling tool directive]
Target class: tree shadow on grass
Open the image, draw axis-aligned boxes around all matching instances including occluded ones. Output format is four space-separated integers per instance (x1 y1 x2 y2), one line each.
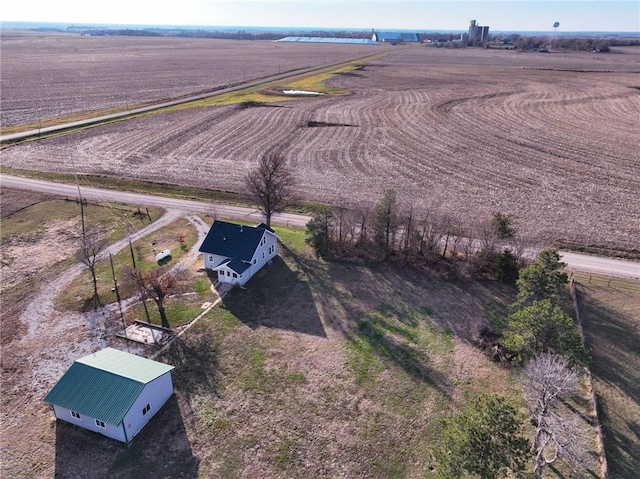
347 313 452 398
221 255 327 338
164 333 220 402
55 396 198 479
578 284 640 478
281 244 451 396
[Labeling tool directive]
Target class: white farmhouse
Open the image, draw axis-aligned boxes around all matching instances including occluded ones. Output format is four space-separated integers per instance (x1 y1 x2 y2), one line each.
199 220 278 287
44 347 174 443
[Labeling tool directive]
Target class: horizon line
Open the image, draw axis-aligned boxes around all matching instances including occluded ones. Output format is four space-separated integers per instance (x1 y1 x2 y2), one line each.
1 20 638 35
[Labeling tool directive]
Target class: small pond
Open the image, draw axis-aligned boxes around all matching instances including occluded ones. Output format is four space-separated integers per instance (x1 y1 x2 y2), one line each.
282 90 325 96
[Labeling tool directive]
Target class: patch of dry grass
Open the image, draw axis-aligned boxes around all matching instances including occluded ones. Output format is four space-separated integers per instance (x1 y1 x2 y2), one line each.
578 277 640 478
152 231 523 478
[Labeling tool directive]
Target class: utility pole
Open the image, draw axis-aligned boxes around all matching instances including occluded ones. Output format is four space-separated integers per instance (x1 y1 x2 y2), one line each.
109 253 129 350
125 217 150 323
75 172 86 240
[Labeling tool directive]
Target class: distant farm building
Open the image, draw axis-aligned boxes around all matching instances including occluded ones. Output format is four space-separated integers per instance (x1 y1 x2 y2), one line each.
467 20 490 44
371 31 420 43
277 37 377 45
199 220 278 287
44 348 175 443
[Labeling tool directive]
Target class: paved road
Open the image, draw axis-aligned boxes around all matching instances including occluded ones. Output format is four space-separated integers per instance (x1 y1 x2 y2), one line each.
2 174 638 279
559 251 639 279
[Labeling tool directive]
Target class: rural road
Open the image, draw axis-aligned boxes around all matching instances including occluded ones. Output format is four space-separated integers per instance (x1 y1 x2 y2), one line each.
2 174 639 280
0 174 311 228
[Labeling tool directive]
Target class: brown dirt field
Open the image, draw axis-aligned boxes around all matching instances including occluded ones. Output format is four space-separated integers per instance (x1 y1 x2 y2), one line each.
2 46 638 251
0 33 388 128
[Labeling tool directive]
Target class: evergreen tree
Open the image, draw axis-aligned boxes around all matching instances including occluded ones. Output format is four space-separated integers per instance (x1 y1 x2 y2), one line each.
503 299 587 364
434 394 530 479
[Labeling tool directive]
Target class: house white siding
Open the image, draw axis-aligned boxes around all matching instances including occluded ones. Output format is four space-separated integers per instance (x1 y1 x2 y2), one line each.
216 267 244 286
245 231 278 285
52 405 126 442
122 372 174 441
204 253 229 270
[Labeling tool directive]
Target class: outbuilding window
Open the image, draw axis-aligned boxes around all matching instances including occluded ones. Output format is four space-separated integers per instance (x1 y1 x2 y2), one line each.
142 404 151 416
71 411 81 419
95 419 106 428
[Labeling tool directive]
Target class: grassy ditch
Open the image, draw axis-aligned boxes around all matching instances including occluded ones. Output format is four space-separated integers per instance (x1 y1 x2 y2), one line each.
1 197 160 244
173 57 386 110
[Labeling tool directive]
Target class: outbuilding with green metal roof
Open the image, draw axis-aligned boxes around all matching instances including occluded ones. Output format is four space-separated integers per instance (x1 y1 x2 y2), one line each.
44 347 175 443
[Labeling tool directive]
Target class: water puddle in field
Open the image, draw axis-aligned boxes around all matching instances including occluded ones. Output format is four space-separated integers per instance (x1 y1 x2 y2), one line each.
282 90 325 96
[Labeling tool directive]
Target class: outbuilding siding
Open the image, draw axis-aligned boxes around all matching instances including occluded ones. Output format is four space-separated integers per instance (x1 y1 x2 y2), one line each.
122 372 174 441
52 405 127 442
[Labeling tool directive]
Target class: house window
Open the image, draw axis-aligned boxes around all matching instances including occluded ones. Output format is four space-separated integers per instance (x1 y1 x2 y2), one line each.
142 404 151 416
95 419 106 428
262 252 265 259
71 411 81 420
232 273 238 278
253 259 257 264
226 271 230 277
209 255 213 261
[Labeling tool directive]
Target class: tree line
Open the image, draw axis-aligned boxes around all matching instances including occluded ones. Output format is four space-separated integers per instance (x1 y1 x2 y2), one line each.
305 187 525 282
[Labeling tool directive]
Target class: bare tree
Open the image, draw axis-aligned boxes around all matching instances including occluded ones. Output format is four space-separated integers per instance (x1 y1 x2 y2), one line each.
522 353 591 478
245 153 295 228
402 204 415 262
372 189 400 254
76 225 108 308
353 201 371 244
123 265 188 329
332 199 348 245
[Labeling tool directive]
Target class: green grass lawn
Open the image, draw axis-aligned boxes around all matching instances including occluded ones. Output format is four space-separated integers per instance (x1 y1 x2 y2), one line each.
58 217 197 311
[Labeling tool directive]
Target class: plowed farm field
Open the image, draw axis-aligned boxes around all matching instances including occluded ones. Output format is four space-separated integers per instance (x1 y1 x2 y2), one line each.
2 43 639 250
0 32 382 128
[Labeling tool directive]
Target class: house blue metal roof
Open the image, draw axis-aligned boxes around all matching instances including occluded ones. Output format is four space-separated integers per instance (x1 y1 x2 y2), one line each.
44 348 174 426
213 258 252 275
199 221 273 262
277 36 378 45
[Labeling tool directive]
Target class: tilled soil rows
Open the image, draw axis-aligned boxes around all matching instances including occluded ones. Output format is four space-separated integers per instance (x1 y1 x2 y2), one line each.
1 45 639 250
0 33 382 128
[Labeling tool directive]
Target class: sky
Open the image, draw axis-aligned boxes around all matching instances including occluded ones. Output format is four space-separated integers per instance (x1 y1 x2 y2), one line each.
1 1 639 32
